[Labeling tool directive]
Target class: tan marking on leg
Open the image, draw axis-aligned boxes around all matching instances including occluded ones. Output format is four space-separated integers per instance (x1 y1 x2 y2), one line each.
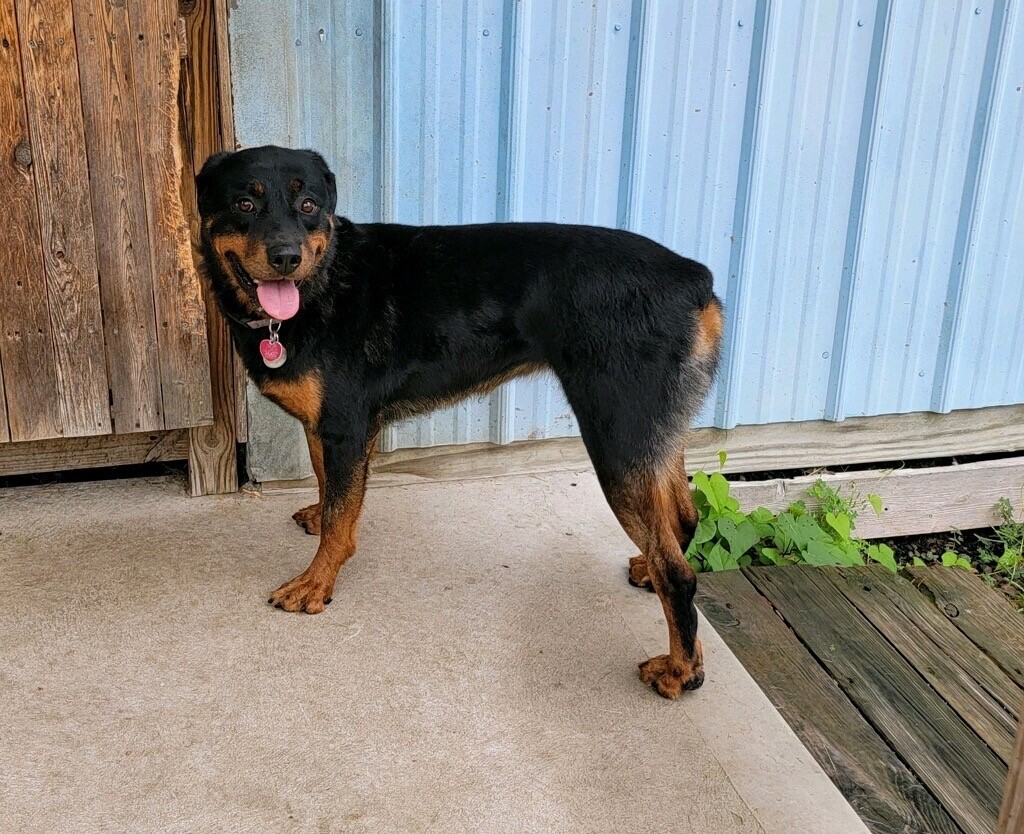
611 467 704 699
293 428 324 535
259 370 323 426
269 433 379 614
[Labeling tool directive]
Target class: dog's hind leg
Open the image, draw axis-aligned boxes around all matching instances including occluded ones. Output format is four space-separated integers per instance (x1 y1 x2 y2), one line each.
603 462 704 697
292 428 324 535
270 426 378 613
627 452 699 593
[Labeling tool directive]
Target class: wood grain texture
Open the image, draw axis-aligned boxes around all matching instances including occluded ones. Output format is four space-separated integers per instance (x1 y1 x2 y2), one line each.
258 405 1024 491
998 695 1024 834
181 0 238 496
212 0 247 445
696 570 961 834
827 567 1020 764
0 430 188 476
0 353 8 442
703 405 1024 474
15 0 110 437
10 0 111 440
747 566 1005 834
906 566 1024 689
73 0 163 434
723 457 1024 538
0 2 69 442
128 0 212 430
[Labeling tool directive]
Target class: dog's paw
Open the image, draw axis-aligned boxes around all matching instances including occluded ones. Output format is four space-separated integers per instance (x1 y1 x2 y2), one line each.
292 503 321 536
268 572 333 614
639 644 704 699
627 554 655 591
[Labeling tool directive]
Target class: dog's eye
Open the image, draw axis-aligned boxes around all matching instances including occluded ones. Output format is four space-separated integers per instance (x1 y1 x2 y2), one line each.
237 198 255 213
300 199 317 214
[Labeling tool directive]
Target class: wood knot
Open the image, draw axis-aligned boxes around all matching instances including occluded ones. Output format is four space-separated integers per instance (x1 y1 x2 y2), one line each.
14 142 32 168
942 603 959 618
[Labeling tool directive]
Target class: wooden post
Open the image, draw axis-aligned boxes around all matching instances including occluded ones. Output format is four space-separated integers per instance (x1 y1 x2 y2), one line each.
998 698 1024 833
179 0 239 495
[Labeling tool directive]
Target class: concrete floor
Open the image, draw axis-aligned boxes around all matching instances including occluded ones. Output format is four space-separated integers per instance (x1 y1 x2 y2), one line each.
0 471 866 834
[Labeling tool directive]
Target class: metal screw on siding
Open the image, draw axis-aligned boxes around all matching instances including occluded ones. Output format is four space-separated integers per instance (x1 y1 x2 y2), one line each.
857 19 864 26
483 28 490 36
975 6 982 13
355 27 363 36
737 19 744 27
319 28 325 42
614 23 621 31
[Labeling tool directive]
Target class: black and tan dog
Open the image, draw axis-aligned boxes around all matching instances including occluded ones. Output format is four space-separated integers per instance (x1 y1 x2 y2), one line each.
196 146 723 698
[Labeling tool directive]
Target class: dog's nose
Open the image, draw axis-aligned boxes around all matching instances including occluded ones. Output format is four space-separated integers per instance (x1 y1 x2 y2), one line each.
267 244 302 276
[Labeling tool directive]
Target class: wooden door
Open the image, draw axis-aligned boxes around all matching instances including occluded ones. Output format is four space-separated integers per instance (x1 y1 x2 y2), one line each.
0 0 213 443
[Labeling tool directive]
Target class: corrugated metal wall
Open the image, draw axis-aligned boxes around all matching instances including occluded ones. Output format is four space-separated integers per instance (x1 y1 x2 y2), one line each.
230 0 1024 479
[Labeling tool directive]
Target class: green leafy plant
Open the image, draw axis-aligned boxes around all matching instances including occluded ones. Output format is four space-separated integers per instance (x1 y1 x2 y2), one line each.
686 458 890 573
977 498 1024 601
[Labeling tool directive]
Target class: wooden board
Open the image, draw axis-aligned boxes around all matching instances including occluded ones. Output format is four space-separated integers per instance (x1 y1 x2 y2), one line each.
261 405 1024 491
72 0 163 433
0 430 189 477
129 0 213 431
746 566 1005 834
703 404 1024 475
15 0 110 437
999 695 1024 834
726 457 1024 538
696 570 961 834
827 567 1020 764
181 0 238 496
0 0 67 442
906 566 1024 688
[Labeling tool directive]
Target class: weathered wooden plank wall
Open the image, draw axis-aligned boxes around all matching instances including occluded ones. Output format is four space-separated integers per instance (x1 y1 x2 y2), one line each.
0 0 60 442
0 0 215 444
16 0 110 437
73 0 163 433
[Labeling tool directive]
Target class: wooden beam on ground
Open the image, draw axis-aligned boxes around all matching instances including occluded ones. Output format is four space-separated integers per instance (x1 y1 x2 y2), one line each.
906 566 1024 688
695 570 960 834
0 431 189 477
726 457 1024 538
746 566 1005 834
999 695 1024 834
261 405 1024 495
180 0 238 496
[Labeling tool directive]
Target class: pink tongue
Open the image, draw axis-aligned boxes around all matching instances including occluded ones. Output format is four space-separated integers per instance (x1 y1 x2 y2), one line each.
256 280 300 320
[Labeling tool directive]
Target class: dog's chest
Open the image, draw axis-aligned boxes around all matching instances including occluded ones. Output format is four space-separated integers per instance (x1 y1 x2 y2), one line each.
258 370 323 426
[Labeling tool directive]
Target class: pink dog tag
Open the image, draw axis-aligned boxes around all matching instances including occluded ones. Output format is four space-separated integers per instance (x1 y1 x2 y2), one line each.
259 335 287 368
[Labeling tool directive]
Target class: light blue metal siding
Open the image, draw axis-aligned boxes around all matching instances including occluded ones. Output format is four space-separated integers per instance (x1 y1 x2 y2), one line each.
230 0 1024 469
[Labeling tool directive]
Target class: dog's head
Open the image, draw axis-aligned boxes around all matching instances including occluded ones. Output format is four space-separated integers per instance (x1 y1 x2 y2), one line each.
196 146 337 320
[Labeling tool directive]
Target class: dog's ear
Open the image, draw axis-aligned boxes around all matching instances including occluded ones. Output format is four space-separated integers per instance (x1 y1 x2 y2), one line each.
304 150 337 215
196 150 234 216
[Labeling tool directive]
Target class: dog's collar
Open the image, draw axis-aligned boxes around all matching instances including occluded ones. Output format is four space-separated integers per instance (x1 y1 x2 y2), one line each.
220 307 274 330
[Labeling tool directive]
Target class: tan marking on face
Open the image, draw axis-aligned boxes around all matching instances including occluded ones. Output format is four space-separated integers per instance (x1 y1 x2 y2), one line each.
251 181 265 196
259 369 323 426
693 302 724 358
210 220 334 312
210 232 262 312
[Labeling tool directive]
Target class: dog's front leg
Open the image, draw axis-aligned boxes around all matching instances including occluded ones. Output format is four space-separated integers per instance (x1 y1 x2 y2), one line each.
292 428 325 534
268 425 378 614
